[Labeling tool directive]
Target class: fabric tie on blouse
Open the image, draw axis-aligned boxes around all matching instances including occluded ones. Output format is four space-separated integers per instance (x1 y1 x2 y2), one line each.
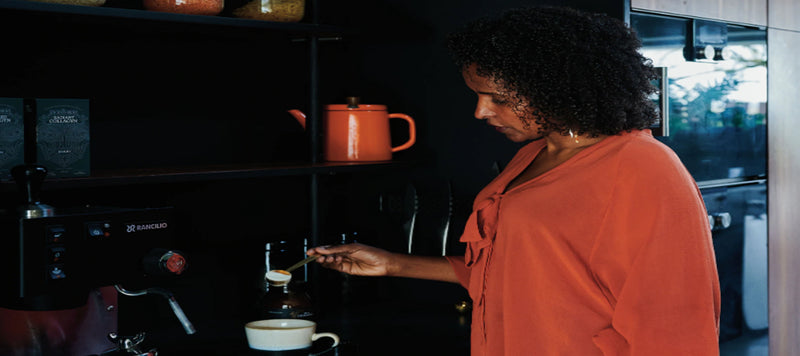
461 193 502 267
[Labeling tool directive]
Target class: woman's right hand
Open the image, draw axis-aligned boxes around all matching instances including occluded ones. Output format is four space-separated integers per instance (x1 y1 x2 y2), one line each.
306 243 395 277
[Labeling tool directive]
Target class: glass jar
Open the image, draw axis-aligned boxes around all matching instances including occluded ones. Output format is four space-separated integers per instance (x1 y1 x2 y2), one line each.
143 0 224 16
25 0 106 6
259 271 313 320
232 0 305 22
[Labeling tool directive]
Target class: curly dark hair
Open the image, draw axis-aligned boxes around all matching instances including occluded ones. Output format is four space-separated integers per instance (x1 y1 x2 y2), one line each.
446 6 660 137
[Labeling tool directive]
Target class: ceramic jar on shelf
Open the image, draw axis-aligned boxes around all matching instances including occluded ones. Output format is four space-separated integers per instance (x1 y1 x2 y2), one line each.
24 0 106 6
232 0 305 22
142 0 224 16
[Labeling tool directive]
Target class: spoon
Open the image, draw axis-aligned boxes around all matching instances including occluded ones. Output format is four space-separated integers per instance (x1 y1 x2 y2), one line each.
265 254 319 285
284 254 319 273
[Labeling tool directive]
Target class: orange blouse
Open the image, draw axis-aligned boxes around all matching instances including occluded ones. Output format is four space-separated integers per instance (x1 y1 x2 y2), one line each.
447 130 720 355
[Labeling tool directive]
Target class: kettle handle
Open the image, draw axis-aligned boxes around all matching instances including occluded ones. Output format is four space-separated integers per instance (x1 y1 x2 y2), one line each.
287 109 306 130
388 113 416 153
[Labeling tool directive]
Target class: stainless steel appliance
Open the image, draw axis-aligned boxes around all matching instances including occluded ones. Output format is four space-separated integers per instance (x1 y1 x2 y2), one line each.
631 12 768 354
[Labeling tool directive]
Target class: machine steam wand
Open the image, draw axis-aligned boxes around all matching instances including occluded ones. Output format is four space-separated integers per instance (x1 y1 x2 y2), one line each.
114 285 196 335
98 254 193 355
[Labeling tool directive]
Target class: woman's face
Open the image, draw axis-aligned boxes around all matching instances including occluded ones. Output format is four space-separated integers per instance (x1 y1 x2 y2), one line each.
461 64 543 142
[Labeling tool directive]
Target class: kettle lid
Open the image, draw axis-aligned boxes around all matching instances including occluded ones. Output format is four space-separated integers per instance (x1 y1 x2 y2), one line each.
325 104 387 111
325 96 387 111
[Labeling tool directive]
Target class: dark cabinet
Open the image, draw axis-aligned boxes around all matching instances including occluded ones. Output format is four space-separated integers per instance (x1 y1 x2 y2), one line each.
0 0 400 247
0 0 366 185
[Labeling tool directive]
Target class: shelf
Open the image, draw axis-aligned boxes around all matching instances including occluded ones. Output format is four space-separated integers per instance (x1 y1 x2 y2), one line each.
0 0 345 36
0 161 408 191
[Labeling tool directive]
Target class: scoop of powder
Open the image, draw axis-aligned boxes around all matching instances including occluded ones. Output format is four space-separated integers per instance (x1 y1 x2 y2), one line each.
266 270 292 285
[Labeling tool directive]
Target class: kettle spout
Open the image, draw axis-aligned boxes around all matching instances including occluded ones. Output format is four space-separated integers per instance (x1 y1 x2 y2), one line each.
287 110 306 130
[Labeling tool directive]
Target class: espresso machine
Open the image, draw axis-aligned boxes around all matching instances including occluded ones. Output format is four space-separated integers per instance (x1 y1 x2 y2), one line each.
0 165 194 355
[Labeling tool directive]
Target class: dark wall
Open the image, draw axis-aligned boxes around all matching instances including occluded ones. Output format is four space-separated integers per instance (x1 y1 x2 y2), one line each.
0 11 310 170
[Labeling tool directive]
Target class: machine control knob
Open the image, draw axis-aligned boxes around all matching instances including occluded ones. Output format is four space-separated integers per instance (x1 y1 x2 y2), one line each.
163 251 187 275
143 248 187 276
709 212 732 231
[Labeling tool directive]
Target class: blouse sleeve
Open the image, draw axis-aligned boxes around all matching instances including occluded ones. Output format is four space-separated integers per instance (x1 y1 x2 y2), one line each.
446 255 470 290
590 145 721 355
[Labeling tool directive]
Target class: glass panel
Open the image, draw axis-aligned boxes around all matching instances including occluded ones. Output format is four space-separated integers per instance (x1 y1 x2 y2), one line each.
703 184 769 354
631 14 767 184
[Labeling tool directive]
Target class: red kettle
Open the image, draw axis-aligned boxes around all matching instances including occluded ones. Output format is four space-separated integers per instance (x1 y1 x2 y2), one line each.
289 97 416 162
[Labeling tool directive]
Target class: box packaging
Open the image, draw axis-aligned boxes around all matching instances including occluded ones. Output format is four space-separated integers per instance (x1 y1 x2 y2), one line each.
0 98 25 180
35 98 90 178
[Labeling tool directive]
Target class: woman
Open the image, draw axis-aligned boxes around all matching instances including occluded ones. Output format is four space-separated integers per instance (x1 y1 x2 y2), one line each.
308 6 720 355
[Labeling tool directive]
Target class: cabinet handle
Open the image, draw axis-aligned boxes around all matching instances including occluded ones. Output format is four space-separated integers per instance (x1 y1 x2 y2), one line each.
653 66 670 137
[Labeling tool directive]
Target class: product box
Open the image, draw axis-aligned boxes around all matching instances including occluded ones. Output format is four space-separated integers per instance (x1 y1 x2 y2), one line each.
0 98 25 180
35 98 90 178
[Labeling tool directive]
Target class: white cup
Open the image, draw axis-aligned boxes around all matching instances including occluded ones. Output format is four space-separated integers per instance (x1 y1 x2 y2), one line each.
244 319 340 351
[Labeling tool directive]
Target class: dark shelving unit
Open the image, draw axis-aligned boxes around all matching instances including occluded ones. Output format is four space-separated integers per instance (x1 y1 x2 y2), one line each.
0 0 398 248
0 0 344 35
0 161 404 191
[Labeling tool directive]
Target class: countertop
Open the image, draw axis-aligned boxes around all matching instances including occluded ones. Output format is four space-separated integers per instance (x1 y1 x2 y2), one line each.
142 299 471 356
